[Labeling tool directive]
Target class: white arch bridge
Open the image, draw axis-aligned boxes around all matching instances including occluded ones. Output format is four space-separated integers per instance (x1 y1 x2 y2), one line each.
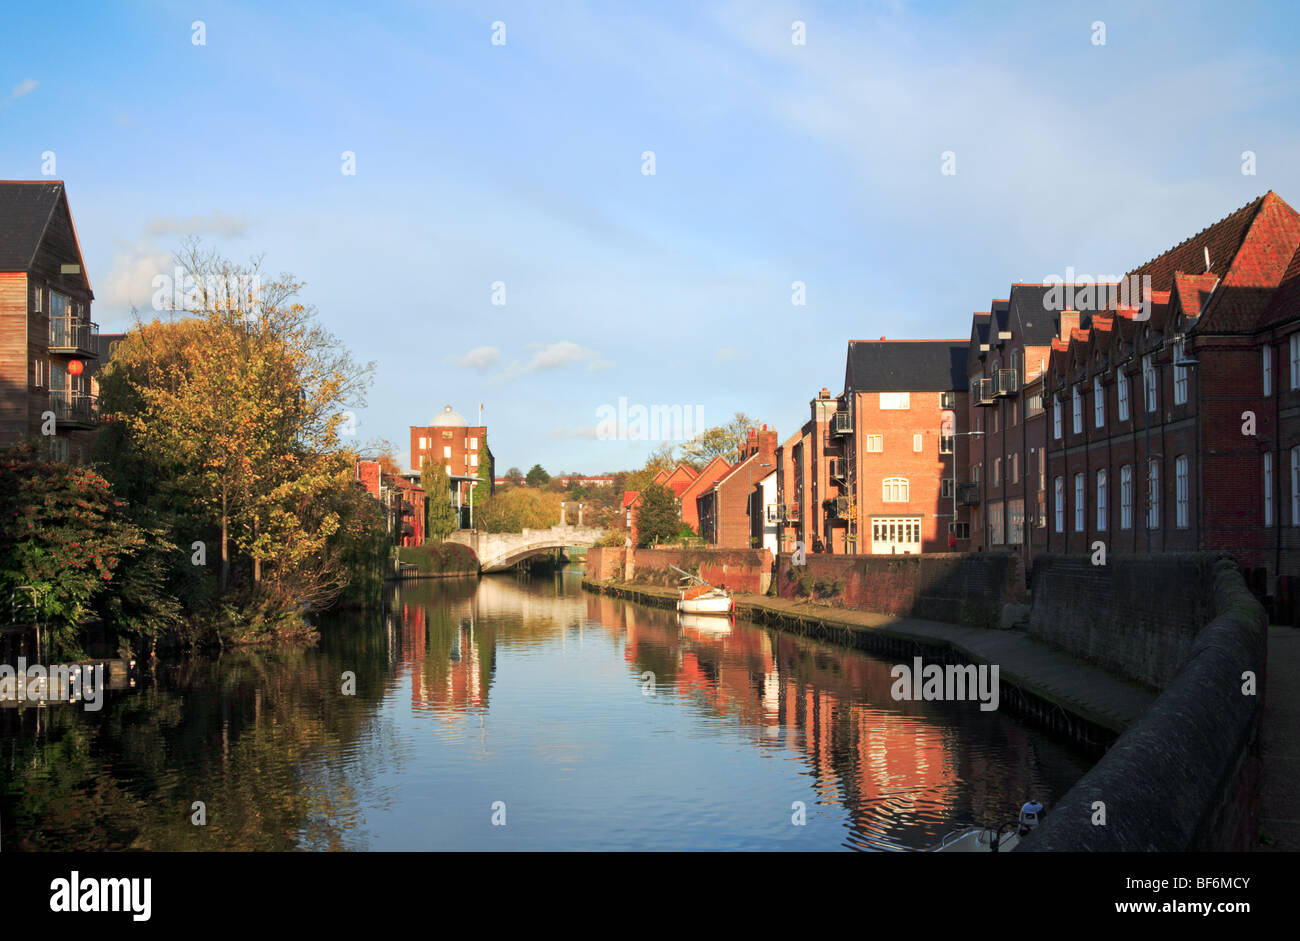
447 525 607 573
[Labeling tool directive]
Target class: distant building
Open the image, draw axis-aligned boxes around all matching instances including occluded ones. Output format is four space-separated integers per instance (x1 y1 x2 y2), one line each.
698 427 778 549
356 459 425 547
0 181 100 461
410 405 494 528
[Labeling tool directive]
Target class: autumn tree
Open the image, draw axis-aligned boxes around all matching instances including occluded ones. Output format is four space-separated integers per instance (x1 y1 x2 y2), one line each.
680 412 759 466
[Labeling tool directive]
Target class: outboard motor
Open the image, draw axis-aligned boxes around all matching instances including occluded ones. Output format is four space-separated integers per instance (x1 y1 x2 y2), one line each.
1019 799 1044 835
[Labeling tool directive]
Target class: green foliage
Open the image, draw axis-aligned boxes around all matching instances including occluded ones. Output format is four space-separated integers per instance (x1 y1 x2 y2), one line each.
680 412 759 467
526 464 551 487
474 487 562 533
635 482 680 547
421 459 458 541
397 543 479 575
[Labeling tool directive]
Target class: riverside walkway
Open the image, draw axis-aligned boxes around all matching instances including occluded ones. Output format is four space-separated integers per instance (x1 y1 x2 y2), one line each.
583 579 1157 738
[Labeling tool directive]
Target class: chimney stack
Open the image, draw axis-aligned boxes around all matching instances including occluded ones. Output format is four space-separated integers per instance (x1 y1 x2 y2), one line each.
1060 309 1080 341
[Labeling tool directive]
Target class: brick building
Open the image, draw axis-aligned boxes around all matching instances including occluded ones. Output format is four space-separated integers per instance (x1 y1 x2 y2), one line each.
410 404 494 528
1042 191 1300 593
698 427 778 548
678 455 731 535
0 181 100 461
775 392 839 552
356 459 426 547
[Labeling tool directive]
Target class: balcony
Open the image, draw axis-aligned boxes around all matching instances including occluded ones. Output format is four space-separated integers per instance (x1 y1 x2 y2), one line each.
993 367 1018 397
823 496 851 518
831 410 853 435
784 503 800 522
827 458 847 482
956 482 980 507
973 377 996 407
48 390 99 428
49 317 99 356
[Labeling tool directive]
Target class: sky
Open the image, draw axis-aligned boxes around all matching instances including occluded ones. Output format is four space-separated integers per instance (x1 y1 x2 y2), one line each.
3 0 1298 475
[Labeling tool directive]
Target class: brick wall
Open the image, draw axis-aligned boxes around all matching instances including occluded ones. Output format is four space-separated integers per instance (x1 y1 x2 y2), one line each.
586 546 773 593
1028 553 1215 689
774 551 1022 628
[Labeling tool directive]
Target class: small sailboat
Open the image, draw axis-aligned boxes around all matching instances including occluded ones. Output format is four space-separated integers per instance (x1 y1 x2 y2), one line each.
930 800 1043 852
670 564 734 615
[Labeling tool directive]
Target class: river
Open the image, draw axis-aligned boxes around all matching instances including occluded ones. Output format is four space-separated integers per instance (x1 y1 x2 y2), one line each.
0 569 1093 851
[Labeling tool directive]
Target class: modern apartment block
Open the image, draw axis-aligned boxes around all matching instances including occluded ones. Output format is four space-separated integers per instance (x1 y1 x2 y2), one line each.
0 181 99 461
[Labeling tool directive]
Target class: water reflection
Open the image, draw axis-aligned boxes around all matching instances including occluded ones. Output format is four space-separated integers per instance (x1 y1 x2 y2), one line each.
0 570 1091 851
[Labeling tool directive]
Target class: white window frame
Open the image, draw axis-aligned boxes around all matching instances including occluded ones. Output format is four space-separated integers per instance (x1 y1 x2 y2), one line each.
443 445 452 459
1008 498 1024 545
1053 394 1062 439
866 434 883 453
1120 465 1133 530
1264 452 1274 526
1096 468 1107 531
1144 354 1157 412
913 433 923 453
882 477 909 503
1054 477 1064 532
1093 375 1105 427
1147 459 1160 529
1074 473 1085 532
1264 346 1274 397
1173 338 1188 405
880 392 910 410
1176 455 1189 529
1118 373 1130 421
1072 384 1083 434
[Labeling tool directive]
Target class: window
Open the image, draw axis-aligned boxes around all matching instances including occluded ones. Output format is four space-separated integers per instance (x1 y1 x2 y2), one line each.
949 521 970 539
939 435 954 454
866 435 883 452
941 478 955 498
1008 499 1024 545
1120 465 1133 530
33 358 44 388
1291 334 1300 390
1143 354 1157 411
1094 375 1105 427
972 463 981 485
32 284 42 312
470 454 479 467
419 436 427 449
1072 385 1083 434
1293 447 1300 525
1053 477 1064 532
445 464 452 476
880 392 910 409
1074 473 1085 531
883 477 909 502
1147 460 1160 529
913 433 923 453
871 516 923 553
1037 449 1045 492
1174 339 1188 405
443 445 452 459
1118 373 1130 421
989 502 1004 545
1010 452 1019 485
1264 453 1274 525
993 458 1001 488
1264 347 1274 397
991 407 999 434
1176 456 1189 528
1094 469 1107 531
1027 392 1044 416
471 437 479 450
418 454 425 467
1053 395 1062 439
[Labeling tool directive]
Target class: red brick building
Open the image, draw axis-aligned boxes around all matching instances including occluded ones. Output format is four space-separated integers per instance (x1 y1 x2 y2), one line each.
0 181 100 461
356 459 426 547
679 455 731 535
698 427 778 548
410 404 493 528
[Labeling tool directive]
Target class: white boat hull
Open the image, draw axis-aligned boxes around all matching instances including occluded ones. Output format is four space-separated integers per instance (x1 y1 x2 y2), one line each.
677 595 733 614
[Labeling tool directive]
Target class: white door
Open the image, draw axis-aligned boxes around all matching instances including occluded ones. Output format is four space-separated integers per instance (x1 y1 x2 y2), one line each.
871 516 923 554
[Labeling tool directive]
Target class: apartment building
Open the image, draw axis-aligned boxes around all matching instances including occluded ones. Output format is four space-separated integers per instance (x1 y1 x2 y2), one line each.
410 404 494 528
0 181 99 461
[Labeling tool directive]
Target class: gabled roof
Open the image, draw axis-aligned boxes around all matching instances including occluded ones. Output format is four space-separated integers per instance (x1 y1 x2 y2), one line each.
1128 194 1268 293
679 456 731 501
844 339 968 392
1260 244 1300 331
0 182 92 292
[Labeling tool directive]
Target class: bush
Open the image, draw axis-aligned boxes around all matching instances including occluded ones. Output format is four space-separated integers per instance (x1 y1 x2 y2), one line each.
398 542 480 575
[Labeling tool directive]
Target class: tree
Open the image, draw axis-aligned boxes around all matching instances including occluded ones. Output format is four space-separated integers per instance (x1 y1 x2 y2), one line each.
422 459 458 541
505 466 523 481
474 487 563 532
526 464 551 487
680 412 760 467
635 482 680 547
623 443 678 492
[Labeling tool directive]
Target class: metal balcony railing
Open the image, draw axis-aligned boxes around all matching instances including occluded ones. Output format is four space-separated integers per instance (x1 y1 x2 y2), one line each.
973 377 996 407
831 411 852 435
956 482 980 506
48 390 99 426
49 317 99 355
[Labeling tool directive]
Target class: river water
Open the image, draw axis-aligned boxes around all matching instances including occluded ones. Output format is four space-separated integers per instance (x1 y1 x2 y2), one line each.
0 569 1092 851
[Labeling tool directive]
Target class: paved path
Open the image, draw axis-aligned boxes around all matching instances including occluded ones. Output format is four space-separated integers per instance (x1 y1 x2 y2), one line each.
1260 624 1300 851
585 580 1156 736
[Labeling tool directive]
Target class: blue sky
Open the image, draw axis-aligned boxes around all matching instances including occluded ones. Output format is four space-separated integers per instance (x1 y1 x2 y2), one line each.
3 0 1298 474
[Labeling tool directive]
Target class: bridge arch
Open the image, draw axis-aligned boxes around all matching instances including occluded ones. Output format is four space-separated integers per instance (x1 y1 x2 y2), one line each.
447 525 607 573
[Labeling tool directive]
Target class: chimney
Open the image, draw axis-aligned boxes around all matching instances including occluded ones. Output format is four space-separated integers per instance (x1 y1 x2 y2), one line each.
1059 309 1080 341
758 427 778 466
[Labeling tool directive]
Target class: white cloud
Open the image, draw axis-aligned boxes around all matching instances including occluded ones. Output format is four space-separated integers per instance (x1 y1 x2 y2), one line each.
450 346 501 371
525 340 603 372
145 211 254 239
100 243 174 325
547 425 599 439
717 346 741 361
10 78 38 100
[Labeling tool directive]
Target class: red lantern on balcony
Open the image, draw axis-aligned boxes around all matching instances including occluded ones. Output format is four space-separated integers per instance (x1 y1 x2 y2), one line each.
67 359 84 376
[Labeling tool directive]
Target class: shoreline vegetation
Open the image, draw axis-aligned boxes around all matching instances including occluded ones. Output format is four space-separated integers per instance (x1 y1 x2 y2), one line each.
1 242 387 661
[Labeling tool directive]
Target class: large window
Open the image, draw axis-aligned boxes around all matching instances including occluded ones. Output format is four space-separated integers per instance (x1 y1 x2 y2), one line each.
1291 334 1300 390
1173 339 1188 405
1094 375 1105 428
1072 385 1083 434
871 516 923 554
1176 455 1189 528
880 392 910 410
1143 354 1157 412
1264 453 1274 525
1053 395 1062 439
989 502 1004 545
1074 473 1085 531
1264 347 1274 397
1096 469 1107 531
993 458 1001 489
1118 374 1130 421
1120 465 1133 530
883 477 909 503
1008 499 1024 545
1054 477 1064 532
1147 460 1160 529
1010 452 1019 485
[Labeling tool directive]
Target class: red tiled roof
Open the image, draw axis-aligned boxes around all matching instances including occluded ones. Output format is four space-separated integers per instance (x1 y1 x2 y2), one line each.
1260 244 1300 330
1171 271 1220 320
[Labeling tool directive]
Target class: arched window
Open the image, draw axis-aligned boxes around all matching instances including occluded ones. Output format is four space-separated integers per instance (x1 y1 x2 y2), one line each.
882 477 909 503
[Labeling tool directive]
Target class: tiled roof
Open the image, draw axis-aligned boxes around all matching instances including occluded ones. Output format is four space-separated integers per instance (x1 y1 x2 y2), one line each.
0 181 64 271
1260 244 1300 331
1128 195 1266 293
1197 193 1300 332
1171 272 1220 321
845 339 968 392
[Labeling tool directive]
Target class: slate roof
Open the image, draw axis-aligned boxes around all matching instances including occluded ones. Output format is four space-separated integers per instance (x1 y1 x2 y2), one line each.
845 339 968 392
0 181 66 271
